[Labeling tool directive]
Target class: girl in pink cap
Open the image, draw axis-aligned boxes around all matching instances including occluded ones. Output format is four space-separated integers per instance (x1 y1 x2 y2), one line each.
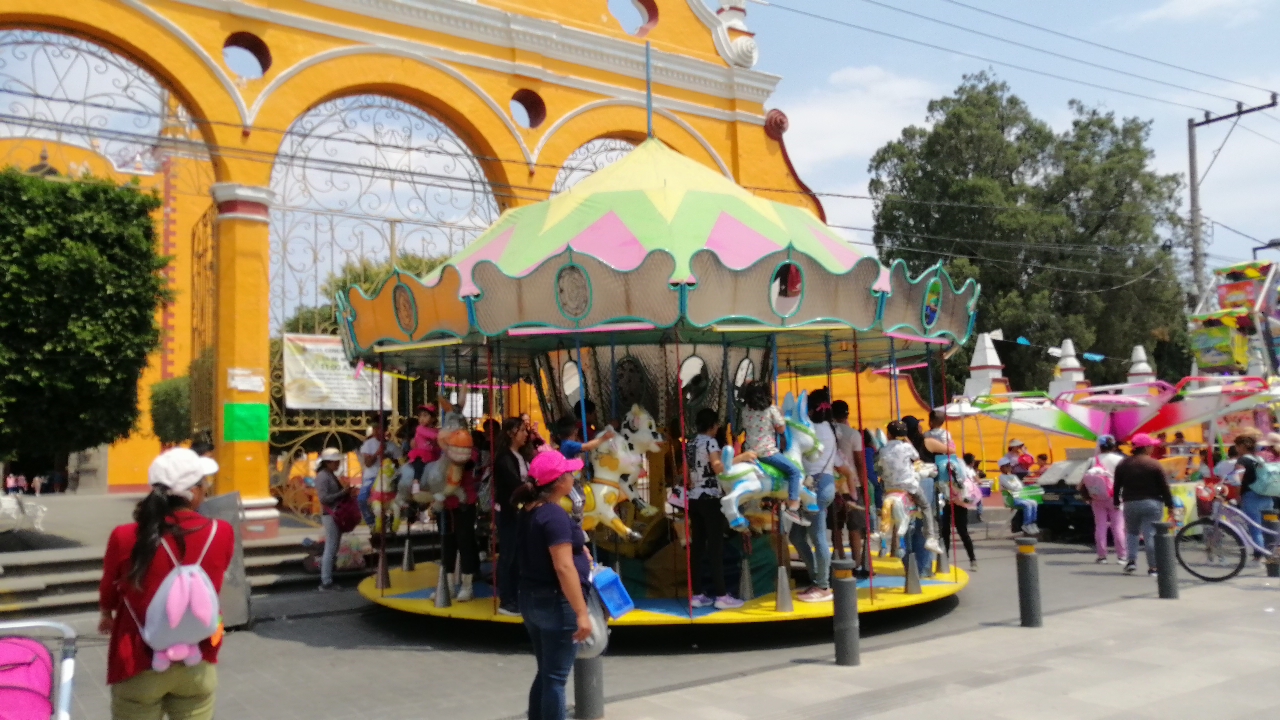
511 450 594 720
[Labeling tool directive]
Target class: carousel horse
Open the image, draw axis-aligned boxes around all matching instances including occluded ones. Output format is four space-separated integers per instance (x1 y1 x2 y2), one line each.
717 391 821 531
570 404 665 541
879 490 919 558
368 457 401 534
395 411 473 511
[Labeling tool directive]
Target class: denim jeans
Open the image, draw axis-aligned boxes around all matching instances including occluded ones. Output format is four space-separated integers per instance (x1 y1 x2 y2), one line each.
1241 490 1275 550
357 476 376 527
790 473 836 589
760 453 803 502
902 518 930 577
1014 499 1038 526
520 587 578 720
1123 498 1165 568
320 513 340 586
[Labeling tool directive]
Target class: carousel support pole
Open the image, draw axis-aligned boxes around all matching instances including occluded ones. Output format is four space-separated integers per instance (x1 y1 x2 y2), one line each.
489 343 499 614
722 336 731 426
609 335 619 426
774 504 793 613
939 348 958 583
673 332 695 619
824 334 845 560
376 358 391 592
739 534 754 601
926 344 936 409
575 336 589 438
852 332 875 602
401 527 415 572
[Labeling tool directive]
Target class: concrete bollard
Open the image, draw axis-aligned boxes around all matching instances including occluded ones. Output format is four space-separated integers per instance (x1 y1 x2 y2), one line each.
1016 538 1041 627
1154 522 1179 599
573 656 604 719
433 561 453 608
904 556 922 595
775 566 794 612
1265 513 1280 578
831 558 860 666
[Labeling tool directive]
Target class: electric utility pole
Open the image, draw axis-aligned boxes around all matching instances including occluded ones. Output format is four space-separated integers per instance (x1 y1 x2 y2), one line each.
1188 93 1278 300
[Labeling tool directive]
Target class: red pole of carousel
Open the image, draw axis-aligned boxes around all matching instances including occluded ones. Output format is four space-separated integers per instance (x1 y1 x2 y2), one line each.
852 331 874 602
939 349 958 583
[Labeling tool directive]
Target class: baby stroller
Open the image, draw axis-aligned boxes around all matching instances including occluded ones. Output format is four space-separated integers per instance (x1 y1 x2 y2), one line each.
0 620 77 720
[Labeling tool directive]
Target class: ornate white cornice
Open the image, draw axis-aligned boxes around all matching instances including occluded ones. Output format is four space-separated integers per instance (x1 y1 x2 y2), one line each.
211 183 276 207
165 0 778 108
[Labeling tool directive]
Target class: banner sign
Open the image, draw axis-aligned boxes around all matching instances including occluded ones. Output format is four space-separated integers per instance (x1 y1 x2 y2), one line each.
282 333 392 410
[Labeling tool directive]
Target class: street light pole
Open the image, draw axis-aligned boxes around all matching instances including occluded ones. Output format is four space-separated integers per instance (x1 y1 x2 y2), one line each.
1252 239 1280 260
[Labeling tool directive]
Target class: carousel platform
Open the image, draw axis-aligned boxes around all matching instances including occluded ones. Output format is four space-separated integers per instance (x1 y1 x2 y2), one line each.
358 556 967 626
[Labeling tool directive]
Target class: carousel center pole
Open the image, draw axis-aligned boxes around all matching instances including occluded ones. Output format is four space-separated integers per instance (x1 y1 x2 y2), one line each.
938 347 958 583
889 336 901 421
488 343 499 614
609 334 619 426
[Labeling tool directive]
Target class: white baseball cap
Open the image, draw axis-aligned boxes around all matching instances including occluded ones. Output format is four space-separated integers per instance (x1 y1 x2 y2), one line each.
149 447 219 498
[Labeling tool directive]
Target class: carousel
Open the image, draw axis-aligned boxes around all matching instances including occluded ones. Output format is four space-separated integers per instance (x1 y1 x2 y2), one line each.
336 139 978 625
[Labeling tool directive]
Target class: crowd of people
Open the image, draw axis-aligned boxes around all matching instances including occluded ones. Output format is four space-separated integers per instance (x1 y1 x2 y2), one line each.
3 469 70 495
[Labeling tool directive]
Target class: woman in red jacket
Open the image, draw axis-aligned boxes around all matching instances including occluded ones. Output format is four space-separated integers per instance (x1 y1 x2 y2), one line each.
98 447 234 720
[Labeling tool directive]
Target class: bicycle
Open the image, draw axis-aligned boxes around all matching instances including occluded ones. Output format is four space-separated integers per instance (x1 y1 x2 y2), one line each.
1175 487 1280 581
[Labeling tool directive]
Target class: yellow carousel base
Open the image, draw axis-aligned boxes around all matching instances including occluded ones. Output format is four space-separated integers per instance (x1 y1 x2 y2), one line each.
358 557 967 626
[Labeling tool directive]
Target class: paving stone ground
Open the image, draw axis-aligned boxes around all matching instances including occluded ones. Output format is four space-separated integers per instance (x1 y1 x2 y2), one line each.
32 534 1279 720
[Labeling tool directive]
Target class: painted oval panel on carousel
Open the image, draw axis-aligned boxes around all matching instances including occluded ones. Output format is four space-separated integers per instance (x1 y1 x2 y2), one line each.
922 275 943 330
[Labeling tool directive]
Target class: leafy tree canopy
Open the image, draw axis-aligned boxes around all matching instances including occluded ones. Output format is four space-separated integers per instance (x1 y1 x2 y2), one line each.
869 73 1191 393
0 169 170 458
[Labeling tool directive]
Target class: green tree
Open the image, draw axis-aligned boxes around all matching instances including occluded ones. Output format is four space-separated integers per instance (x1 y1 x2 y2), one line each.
281 253 448 335
0 169 170 458
150 376 191 446
869 73 1191 393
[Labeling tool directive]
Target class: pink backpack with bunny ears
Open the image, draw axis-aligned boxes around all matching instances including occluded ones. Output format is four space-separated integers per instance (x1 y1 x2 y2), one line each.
123 522 222 672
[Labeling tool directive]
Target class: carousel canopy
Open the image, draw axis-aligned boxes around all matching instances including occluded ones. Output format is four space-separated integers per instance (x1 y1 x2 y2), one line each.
334 138 979 375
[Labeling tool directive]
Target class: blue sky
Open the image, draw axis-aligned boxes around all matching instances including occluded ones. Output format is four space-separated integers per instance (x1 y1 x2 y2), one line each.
733 0 1280 266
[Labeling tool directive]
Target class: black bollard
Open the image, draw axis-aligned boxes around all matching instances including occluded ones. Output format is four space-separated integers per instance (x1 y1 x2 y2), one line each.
573 656 604 719
1265 513 1280 578
1153 522 1179 599
831 558 860 666
1016 538 1041 627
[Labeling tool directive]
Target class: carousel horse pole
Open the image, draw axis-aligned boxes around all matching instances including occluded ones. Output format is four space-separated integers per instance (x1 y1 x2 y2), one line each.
889 337 901 421
488 343 498 613
610 335 619 426
825 335 845 561
376 357 391 592
674 332 694 619
853 331 875 602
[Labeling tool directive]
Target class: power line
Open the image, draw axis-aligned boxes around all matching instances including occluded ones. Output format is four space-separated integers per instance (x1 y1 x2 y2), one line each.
749 0 1213 112
1237 122 1280 148
936 0 1278 97
752 185 1174 220
853 0 1245 105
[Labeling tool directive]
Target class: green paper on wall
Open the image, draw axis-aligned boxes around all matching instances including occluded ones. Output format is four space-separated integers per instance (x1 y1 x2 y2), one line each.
223 402 269 442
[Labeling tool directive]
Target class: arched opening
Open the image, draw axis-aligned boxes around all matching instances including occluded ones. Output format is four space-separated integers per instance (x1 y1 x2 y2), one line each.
679 355 709 405
552 137 637 193
222 32 272 79
509 89 546 129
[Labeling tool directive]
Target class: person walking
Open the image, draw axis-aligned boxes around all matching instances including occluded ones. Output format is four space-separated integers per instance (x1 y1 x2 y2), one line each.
98 448 233 720
1080 435 1126 565
313 448 351 591
1233 433 1274 558
512 450 594 720
1112 433 1174 576
494 417 531 616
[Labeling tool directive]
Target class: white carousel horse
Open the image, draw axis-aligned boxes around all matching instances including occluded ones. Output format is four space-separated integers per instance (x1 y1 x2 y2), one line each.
879 491 919 558
395 411 473 512
717 391 821 531
573 404 665 541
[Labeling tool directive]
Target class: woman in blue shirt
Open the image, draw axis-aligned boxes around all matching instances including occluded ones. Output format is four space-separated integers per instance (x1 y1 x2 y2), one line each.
512 450 594 720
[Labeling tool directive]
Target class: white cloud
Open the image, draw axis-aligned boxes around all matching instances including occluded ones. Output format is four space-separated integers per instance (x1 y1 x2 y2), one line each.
773 65 939 249
1127 0 1271 24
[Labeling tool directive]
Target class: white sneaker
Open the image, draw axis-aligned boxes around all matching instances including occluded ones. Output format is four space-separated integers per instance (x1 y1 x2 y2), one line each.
924 538 944 555
713 595 744 609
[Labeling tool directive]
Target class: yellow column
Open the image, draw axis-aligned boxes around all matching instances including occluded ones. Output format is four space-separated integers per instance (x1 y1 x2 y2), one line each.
210 182 278 539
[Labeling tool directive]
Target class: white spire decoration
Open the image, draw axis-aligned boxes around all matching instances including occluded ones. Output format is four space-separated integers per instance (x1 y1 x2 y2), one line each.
963 332 1003 399
1124 345 1156 394
1048 339 1085 398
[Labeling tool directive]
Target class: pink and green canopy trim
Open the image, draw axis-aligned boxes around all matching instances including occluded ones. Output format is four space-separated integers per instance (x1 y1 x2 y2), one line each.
436 139 862 296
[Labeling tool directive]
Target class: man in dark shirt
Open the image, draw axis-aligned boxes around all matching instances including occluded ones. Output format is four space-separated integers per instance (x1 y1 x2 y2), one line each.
1113 433 1174 576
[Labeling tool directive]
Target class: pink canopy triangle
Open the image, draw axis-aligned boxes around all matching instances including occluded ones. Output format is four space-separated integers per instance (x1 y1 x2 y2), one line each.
568 211 646 271
809 226 860 270
455 226 515 295
705 212 783 270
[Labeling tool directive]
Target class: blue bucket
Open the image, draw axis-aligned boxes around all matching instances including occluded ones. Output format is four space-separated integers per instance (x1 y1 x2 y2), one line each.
591 567 634 619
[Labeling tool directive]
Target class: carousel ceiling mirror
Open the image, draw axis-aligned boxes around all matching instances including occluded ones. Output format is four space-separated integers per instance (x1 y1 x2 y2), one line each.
734 358 755 387
770 262 803 317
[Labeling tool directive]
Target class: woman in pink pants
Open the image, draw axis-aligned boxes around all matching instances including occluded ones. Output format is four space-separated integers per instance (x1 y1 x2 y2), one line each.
1080 435 1126 564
